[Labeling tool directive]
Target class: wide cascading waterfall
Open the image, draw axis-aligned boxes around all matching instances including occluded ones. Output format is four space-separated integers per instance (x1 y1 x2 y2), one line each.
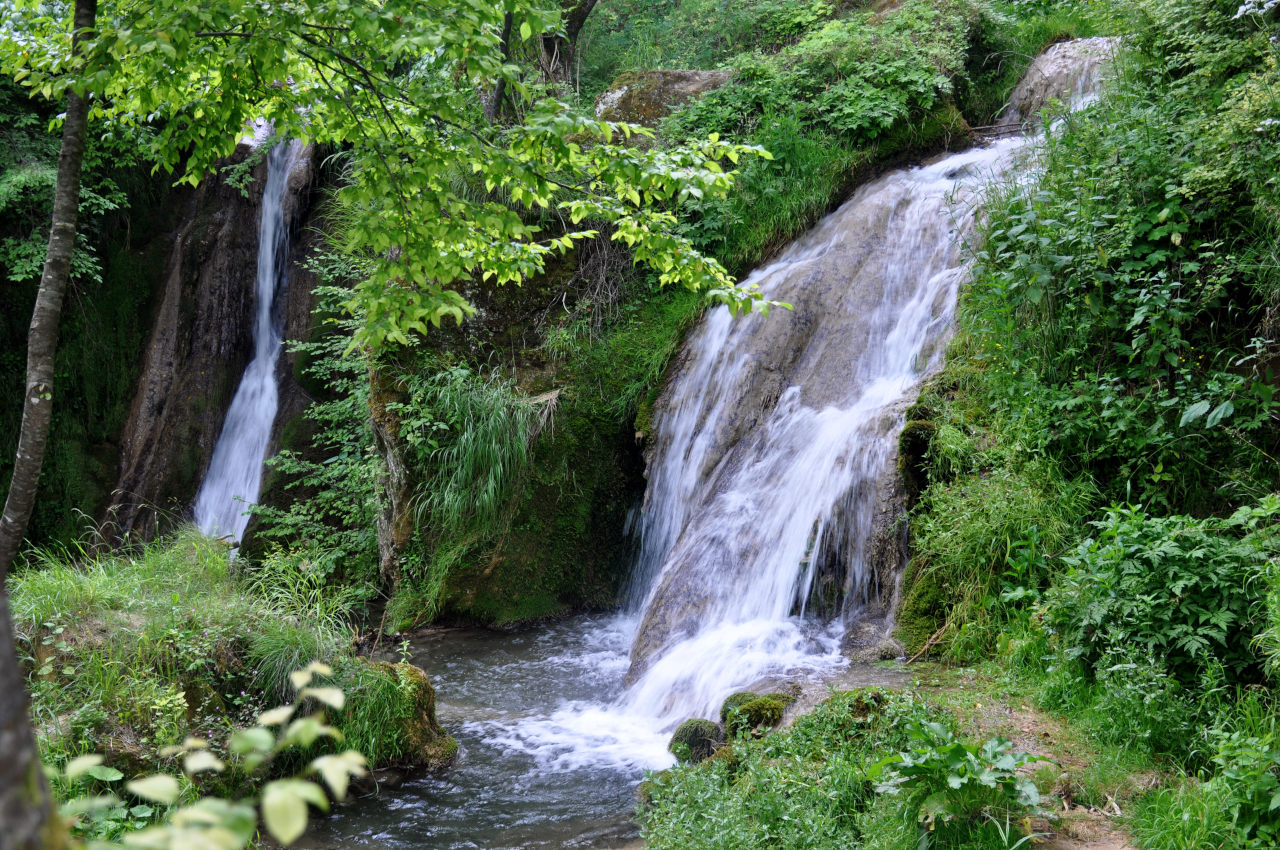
619 140 1026 721
193 140 303 542
616 37 1118 728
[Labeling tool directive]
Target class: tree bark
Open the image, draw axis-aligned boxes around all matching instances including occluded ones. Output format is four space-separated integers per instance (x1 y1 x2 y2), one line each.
541 0 600 81
0 0 97 576
0 1 96 847
486 12 516 124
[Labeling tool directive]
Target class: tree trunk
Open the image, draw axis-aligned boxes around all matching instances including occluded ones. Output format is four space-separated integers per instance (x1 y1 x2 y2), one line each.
486 12 516 124
541 0 600 82
0 1 96 847
0 0 97 576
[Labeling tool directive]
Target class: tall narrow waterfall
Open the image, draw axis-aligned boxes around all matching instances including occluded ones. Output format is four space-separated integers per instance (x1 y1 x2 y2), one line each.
194 140 302 542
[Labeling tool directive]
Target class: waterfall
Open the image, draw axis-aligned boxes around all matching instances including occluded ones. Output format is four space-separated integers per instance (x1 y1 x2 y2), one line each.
413 39 1119 785
617 38 1119 725
193 140 303 543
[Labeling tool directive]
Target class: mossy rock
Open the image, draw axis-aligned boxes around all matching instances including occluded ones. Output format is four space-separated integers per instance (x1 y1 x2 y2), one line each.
702 741 739 776
594 70 735 128
668 718 723 763
343 660 458 769
726 695 789 737
898 419 937 504
719 691 759 724
894 558 947 656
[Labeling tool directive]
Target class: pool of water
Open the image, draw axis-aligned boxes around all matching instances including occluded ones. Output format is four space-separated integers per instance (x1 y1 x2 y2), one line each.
300 614 906 850
300 615 664 850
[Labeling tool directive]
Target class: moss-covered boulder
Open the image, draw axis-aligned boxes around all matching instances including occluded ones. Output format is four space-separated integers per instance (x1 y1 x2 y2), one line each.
719 691 759 725
723 693 792 737
668 718 723 763
338 659 458 769
594 70 735 127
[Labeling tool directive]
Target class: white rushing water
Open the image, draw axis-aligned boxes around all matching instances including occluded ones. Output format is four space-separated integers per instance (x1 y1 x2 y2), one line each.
488 41 1117 776
194 140 303 543
482 139 1034 776
622 138 1032 719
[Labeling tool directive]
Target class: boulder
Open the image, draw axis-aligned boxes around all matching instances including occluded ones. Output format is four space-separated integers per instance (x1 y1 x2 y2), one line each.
594 70 735 127
668 718 723 763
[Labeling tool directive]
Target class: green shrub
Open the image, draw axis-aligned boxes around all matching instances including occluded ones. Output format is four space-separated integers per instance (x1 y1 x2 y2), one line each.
869 721 1045 845
1044 500 1279 686
899 463 1092 659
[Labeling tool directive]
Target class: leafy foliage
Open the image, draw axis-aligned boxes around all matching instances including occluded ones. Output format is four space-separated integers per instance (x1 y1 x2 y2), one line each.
1 0 776 353
1044 500 1279 685
869 722 1045 844
640 690 954 850
48 661 368 849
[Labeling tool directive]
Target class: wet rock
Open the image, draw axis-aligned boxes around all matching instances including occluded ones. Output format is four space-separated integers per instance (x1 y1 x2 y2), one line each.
595 70 734 128
999 37 1119 130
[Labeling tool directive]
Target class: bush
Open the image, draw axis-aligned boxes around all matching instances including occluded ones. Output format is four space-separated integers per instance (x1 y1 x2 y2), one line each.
869 721 1045 845
1044 500 1279 686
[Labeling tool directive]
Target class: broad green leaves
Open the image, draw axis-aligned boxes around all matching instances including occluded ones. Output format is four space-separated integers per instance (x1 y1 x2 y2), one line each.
49 663 370 849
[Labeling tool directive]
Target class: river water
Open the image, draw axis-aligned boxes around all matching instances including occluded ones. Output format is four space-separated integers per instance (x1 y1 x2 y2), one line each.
301 615 907 850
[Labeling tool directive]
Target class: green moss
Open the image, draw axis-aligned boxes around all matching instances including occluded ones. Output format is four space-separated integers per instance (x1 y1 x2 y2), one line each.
894 557 947 655
669 718 723 763
719 691 759 724
436 287 703 626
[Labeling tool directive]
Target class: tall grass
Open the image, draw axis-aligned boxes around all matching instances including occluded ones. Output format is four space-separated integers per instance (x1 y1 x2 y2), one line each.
405 363 539 541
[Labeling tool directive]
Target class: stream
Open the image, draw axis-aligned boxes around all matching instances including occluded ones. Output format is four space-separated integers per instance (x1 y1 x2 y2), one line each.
300 615 907 850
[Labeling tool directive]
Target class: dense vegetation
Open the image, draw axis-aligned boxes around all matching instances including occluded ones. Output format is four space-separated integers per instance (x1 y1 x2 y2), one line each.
3 0 1280 847
638 1 1280 849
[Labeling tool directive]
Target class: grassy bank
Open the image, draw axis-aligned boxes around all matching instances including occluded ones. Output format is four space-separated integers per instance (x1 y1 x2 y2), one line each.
9 533 454 842
884 0 1280 846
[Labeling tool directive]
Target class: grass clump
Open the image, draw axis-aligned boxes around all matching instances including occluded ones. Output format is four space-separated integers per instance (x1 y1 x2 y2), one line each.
642 689 1037 850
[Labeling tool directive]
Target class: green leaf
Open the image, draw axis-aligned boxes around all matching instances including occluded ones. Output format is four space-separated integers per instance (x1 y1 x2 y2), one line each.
1179 400 1211 427
126 774 181 805
519 21 532 40
300 686 346 710
258 705 295 726
230 727 275 756
65 754 105 781
183 751 226 775
1205 400 1234 427
262 780 329 845
86 765 125 782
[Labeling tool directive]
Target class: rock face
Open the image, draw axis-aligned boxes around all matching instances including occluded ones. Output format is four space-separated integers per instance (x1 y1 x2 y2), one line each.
109 144 319 540
594 69 734 127
998 36 1119 130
